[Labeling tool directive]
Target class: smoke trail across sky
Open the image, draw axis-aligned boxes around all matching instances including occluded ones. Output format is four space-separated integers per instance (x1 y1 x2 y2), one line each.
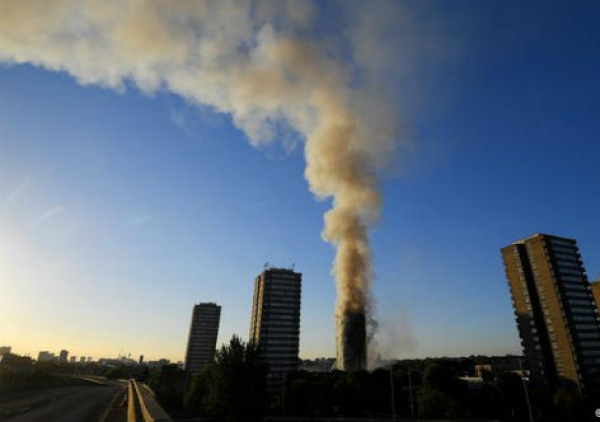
0 0 399 353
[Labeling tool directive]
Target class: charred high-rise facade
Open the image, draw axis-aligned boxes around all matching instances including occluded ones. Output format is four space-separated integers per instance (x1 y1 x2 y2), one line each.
502 234 600 398
337 311 367 371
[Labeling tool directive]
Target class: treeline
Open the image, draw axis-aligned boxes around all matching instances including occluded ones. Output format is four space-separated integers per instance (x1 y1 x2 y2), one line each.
0 354 148 389
0 355 106 392
145 336 266 421
142 337 591 422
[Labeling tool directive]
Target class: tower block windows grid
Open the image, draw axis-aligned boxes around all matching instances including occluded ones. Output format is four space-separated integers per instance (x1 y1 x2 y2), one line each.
184 302 221 375
502 234 600 397
249 268 301 393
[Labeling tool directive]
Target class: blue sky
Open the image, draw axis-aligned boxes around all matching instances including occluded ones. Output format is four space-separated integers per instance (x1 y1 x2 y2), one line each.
0 1 599 362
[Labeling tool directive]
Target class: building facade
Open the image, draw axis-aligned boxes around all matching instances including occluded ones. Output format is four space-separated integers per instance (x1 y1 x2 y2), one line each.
502 234 600 397
250 267 301 392
37 351 54 362
591 279 600 315
59 350 69 362
184 302 221 374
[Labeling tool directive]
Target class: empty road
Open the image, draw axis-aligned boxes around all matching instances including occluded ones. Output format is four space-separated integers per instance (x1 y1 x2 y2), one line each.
0 383 122 422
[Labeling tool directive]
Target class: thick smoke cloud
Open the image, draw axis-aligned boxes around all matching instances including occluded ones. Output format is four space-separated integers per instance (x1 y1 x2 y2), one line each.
0 0 397 350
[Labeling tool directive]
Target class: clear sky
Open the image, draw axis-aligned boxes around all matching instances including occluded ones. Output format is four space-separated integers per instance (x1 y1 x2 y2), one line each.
1 1 599 363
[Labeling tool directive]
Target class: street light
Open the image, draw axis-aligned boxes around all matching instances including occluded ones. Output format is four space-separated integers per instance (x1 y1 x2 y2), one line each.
389 366 396 421
518 357 534 422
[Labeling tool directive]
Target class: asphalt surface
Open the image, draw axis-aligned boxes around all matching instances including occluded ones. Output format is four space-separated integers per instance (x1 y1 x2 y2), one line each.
0 384 121 422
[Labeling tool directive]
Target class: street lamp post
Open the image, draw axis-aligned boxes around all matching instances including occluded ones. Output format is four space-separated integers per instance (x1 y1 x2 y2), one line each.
518 357 535 422
408 366 415 418
389 366 396 421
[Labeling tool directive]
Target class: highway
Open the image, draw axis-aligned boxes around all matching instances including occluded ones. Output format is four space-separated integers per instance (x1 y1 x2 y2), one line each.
0 383 123 422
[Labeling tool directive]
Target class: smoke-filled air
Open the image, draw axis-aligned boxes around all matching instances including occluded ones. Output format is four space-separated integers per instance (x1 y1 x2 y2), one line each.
0 0 397 360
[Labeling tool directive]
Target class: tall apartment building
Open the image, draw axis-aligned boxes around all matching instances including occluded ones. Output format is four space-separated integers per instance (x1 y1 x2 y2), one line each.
184 302 221 374
59 350 69 362
502 234 600 397
250 267 301 392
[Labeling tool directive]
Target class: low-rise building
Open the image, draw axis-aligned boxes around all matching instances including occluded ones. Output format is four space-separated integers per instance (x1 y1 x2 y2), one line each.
37 351 54 362
148 358 171 368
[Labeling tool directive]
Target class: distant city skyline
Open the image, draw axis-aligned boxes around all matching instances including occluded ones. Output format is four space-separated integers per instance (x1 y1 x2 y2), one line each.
1 2 600 363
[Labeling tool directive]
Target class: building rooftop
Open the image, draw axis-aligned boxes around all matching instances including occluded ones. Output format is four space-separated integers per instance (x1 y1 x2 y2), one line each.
503 233 577 249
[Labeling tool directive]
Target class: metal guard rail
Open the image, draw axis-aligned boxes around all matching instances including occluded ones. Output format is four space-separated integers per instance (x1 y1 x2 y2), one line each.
127 379 172 422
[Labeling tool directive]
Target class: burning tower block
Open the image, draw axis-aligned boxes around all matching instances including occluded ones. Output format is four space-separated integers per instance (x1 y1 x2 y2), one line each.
337 311 367 371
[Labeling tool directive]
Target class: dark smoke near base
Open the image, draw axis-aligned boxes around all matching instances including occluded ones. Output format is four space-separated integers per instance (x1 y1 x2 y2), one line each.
337 311 367 371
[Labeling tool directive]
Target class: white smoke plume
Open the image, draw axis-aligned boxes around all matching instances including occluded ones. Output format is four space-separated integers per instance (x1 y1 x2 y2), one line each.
368 310 417 369
0 0 397 345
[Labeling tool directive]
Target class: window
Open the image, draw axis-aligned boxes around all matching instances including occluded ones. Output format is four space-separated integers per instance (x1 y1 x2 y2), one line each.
572 315 598 323
555 260 580 269
561 275 584 283
571 308 597 317
554 253 578 262
575 323 600 330
564 291 591 299
559 267 584 276
579 341 600 349
562 283 588 292
549 237 575 246
578 332 600 339
567 299 593 307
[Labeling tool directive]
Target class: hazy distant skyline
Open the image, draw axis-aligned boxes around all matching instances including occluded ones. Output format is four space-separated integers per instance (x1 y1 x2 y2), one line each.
1 1 600 362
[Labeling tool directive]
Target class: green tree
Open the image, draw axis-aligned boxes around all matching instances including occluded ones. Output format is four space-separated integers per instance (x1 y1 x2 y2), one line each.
105 366 129 380
146 364 187 410
552 387 586 422
418 362 468 418
495 372 529 420
332 370 370 416
281 371 336 416
187 335 267 422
